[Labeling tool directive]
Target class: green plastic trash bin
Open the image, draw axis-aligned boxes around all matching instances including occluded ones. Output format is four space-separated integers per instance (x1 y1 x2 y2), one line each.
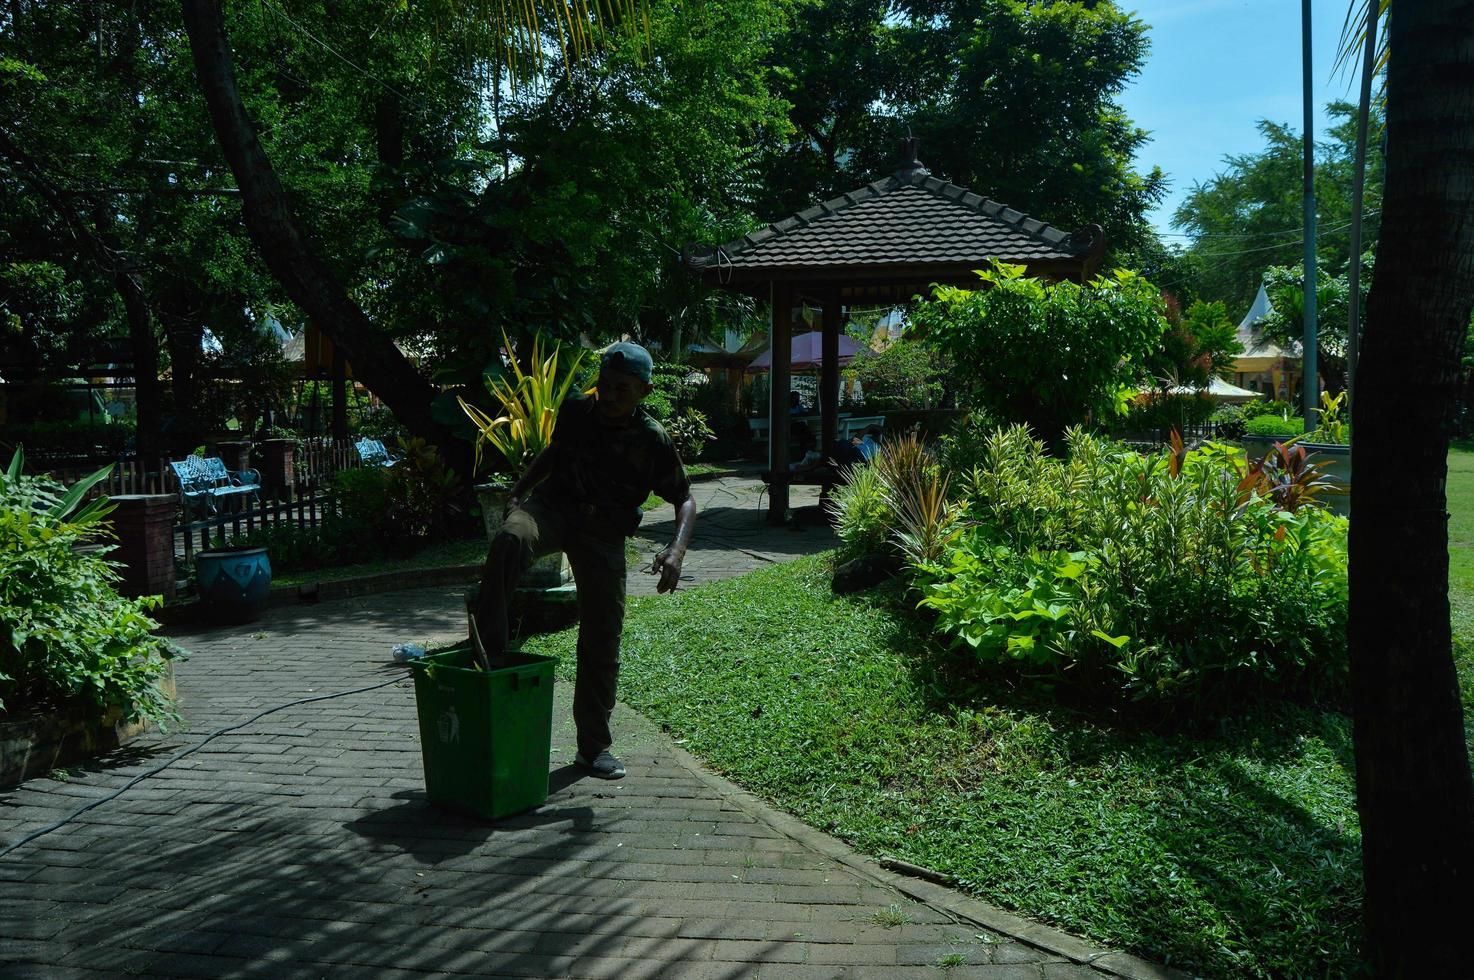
409 646 556 820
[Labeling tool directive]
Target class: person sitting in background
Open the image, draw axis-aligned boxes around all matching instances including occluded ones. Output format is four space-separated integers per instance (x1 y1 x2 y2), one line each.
856 425 882 462
787 420 823 471
788 391 806 415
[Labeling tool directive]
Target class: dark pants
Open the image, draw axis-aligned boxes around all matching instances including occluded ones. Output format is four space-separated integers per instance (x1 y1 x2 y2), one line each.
473 496 628 759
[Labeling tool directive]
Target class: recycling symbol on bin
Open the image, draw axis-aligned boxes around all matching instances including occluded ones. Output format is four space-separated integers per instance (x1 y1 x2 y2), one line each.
437 706 460 744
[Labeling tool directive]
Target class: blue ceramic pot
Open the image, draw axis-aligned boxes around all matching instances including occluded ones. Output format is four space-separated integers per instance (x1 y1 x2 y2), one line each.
196 546 272 624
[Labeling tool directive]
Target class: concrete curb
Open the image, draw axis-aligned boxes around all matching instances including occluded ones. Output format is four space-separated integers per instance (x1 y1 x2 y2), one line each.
157 563 483 627
268 563 482 606
655 735 1194 980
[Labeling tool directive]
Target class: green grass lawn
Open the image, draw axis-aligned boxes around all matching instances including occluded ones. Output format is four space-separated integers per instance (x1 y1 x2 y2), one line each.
1444 444 1474 747
518 449 1474 978
523 557 1363 977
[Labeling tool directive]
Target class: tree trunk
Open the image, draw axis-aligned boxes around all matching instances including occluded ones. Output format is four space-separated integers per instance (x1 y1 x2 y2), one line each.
179 0 469 473
1348 2 1474 975
162 310 206 454
331 345 348 441
94 211 164 465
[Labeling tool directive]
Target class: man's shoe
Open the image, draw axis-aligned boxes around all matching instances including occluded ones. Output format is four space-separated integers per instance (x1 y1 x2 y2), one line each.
575 750 626 780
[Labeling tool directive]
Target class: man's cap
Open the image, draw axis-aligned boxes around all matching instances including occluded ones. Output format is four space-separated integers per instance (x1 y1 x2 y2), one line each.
600 342 653 382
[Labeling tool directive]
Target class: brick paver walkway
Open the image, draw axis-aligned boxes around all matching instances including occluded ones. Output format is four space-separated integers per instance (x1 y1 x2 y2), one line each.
625 469 836 596
0 484 1157 979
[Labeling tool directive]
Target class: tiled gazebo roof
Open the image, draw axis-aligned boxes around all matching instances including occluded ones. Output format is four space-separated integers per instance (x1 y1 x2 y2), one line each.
684 161 1104 289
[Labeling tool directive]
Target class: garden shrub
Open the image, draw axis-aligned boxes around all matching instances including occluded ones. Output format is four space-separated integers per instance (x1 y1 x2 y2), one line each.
0 451 177 726
827 463 892 562
0 419 135 462
828 431 959 566
631 360 701 424
843 339 947 410
872 431 960 567
351 405 408 443
1245 413 1306 437
665 408 715 461
1255 399 1298 418
916 427 1347 707
936 407 1002 473
1112 391 1216 436
221 521 340 574
1209 403 1250 440
226 438 467 572
908 262 1167 443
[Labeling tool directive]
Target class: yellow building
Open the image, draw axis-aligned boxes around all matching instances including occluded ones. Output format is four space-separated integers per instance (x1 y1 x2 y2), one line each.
1229 284 1302 400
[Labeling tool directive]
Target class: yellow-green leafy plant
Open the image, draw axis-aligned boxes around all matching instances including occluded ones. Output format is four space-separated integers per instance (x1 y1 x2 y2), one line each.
459 331 589 478
1309 389 1349 444
827 463 893 561
872 429 962 569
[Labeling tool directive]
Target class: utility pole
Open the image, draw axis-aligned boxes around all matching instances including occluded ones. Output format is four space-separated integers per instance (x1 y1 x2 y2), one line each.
1302 0 1320 429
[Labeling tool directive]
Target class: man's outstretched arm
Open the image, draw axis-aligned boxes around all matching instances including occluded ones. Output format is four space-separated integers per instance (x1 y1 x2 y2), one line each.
654 494 697 593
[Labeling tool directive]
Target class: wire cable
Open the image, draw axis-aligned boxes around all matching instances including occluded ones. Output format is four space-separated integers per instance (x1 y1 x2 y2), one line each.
260 0 416 106
0 674 408 859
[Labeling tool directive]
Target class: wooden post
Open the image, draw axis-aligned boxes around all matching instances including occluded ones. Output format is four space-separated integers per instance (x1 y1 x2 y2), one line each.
820 288 841 453
767 280 793 524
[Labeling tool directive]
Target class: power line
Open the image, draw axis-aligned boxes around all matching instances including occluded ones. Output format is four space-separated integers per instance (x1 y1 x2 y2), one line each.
1151 219 1363 294
1180 216 1363 261
260 0 418 108
1161 209 1380 247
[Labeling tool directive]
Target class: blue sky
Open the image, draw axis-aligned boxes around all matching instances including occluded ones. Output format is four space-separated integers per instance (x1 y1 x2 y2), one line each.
1118 0 1363 235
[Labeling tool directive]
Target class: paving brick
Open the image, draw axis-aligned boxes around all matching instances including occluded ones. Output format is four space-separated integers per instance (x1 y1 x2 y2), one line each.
0 532 1148 980
709 939 808 964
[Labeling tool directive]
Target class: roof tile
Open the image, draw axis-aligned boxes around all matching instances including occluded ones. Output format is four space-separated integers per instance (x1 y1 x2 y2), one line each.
688 172 1093 272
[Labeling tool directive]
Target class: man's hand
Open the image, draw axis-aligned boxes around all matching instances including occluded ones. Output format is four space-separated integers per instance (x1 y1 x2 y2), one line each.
651 545 684 594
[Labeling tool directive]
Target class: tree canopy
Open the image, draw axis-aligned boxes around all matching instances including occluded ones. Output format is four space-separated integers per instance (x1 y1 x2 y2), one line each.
760 0 1167 259
5 0 1175 458
1172 102 1384 314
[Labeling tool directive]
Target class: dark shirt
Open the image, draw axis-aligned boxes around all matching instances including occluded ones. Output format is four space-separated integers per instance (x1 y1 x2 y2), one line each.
544 396 691 519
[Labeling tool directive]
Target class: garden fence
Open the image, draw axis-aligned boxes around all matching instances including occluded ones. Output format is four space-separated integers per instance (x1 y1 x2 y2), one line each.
32 439 370 568
1118 420 1229 451
172 477 333 568
36 437 363 505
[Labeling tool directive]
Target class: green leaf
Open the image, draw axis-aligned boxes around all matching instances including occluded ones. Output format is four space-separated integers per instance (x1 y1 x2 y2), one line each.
48 464 113 521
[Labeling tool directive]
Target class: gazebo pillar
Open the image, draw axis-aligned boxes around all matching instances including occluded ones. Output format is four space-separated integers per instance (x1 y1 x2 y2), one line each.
820 289 841 453
767 281 792 524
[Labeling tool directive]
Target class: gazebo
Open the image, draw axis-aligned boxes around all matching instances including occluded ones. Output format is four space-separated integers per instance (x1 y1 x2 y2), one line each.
683 139 1106 522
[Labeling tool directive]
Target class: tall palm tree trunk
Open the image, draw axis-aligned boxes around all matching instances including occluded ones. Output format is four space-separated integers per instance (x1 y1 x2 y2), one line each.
1348 1 1474 973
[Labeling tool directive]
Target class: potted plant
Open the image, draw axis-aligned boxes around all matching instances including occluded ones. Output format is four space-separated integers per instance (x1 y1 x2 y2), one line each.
1301 390 1351 517
459 330 589 587
195 544 273 623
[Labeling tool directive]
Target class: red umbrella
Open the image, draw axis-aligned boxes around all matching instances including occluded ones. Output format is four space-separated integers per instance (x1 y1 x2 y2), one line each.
747 331 863 373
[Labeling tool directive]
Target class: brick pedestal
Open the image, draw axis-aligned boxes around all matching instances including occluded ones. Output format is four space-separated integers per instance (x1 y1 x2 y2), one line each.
215 440 252 474
111 494 177 600
258 438 295 493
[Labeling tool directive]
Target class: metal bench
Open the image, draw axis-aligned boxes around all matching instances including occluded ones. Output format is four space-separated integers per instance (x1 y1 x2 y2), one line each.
169 455 261 519
354 437 400 467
